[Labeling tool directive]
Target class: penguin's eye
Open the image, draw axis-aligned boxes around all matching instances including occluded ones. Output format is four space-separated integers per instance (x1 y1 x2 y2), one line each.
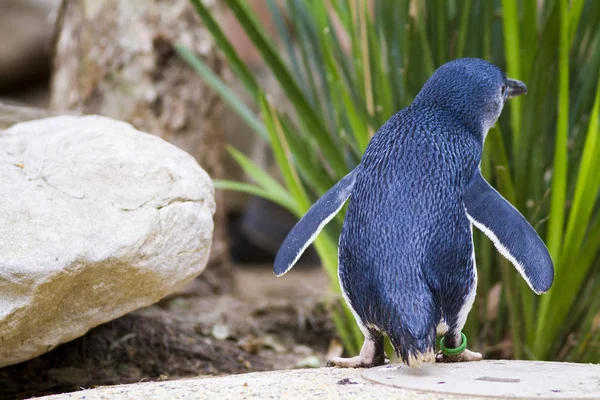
501 85 507 96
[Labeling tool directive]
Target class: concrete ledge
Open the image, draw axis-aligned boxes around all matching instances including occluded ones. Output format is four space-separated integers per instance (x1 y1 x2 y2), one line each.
36 361 600 400
363 360 600 399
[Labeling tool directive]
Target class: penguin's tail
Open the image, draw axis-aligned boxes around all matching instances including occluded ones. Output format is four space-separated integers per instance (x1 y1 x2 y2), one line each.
273 167 360 276
386 328 437 368
399 345 436 368
378 290 439 367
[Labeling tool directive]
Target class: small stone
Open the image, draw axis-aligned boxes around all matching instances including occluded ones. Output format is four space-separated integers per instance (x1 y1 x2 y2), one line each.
238 336 263 354
292 345 313 355
261 334 286 353
294 355 321 369
211 324 231 341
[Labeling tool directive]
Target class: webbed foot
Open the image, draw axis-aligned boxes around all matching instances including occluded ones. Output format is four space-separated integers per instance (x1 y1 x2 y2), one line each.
327 334 387 368
435 348 482 363
326 355 388 368
436 332 482 363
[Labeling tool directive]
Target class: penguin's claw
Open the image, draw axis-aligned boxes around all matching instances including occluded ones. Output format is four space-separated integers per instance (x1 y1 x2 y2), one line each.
435 349 482 363
326 356 388 368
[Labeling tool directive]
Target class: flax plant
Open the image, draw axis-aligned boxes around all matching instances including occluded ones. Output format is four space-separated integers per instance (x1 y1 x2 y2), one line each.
178 0 600 361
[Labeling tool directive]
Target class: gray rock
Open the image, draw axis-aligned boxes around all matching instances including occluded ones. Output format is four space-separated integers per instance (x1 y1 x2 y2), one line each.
0 0 59 92
0 115 215 368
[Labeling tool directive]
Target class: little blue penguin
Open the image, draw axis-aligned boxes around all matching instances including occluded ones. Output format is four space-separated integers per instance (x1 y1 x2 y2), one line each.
274 58 554 367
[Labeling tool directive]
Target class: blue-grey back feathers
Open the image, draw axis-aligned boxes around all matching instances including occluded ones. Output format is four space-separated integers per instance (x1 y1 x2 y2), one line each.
463 171 554 293
273 58 554 365
273 167 360 276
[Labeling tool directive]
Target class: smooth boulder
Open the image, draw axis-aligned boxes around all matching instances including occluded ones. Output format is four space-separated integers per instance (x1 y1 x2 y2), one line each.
0 115 215 367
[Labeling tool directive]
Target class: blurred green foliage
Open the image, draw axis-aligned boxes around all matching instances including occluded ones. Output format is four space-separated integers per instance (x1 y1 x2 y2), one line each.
178 0 600 362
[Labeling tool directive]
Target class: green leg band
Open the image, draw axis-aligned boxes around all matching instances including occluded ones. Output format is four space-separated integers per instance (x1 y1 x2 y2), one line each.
440 332 467 356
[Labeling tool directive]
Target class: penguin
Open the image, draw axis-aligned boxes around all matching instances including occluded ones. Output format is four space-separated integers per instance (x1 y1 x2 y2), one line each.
274 58 554 367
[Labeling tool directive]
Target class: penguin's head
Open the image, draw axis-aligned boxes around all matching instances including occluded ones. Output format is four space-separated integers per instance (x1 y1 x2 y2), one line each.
413 58 527 133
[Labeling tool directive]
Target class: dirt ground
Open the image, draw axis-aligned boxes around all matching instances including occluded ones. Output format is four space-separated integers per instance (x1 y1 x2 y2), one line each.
0 264 336 400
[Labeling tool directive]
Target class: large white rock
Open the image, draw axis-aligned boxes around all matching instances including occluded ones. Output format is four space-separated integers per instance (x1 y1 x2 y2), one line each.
0 115 215 367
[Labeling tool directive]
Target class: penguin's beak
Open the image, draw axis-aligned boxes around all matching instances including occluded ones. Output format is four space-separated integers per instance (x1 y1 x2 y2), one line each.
506 78 528 98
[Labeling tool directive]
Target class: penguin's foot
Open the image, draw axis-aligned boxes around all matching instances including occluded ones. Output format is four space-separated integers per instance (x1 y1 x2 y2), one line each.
436 331 482 363
326 355 388 368
435 348 483 363
327 335 387 368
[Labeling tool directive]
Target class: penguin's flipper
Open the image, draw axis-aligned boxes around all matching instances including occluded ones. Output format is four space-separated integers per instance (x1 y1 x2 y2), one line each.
462 170 554 294
274 167 360 276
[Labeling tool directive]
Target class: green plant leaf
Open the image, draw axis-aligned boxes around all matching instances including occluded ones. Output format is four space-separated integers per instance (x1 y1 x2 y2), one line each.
259 95 311 213
501 0 523 158
175 45 268 141
213 179 296 212
186 0 600 363
188 0 259 97
223 0 348 177
226 146 299 216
